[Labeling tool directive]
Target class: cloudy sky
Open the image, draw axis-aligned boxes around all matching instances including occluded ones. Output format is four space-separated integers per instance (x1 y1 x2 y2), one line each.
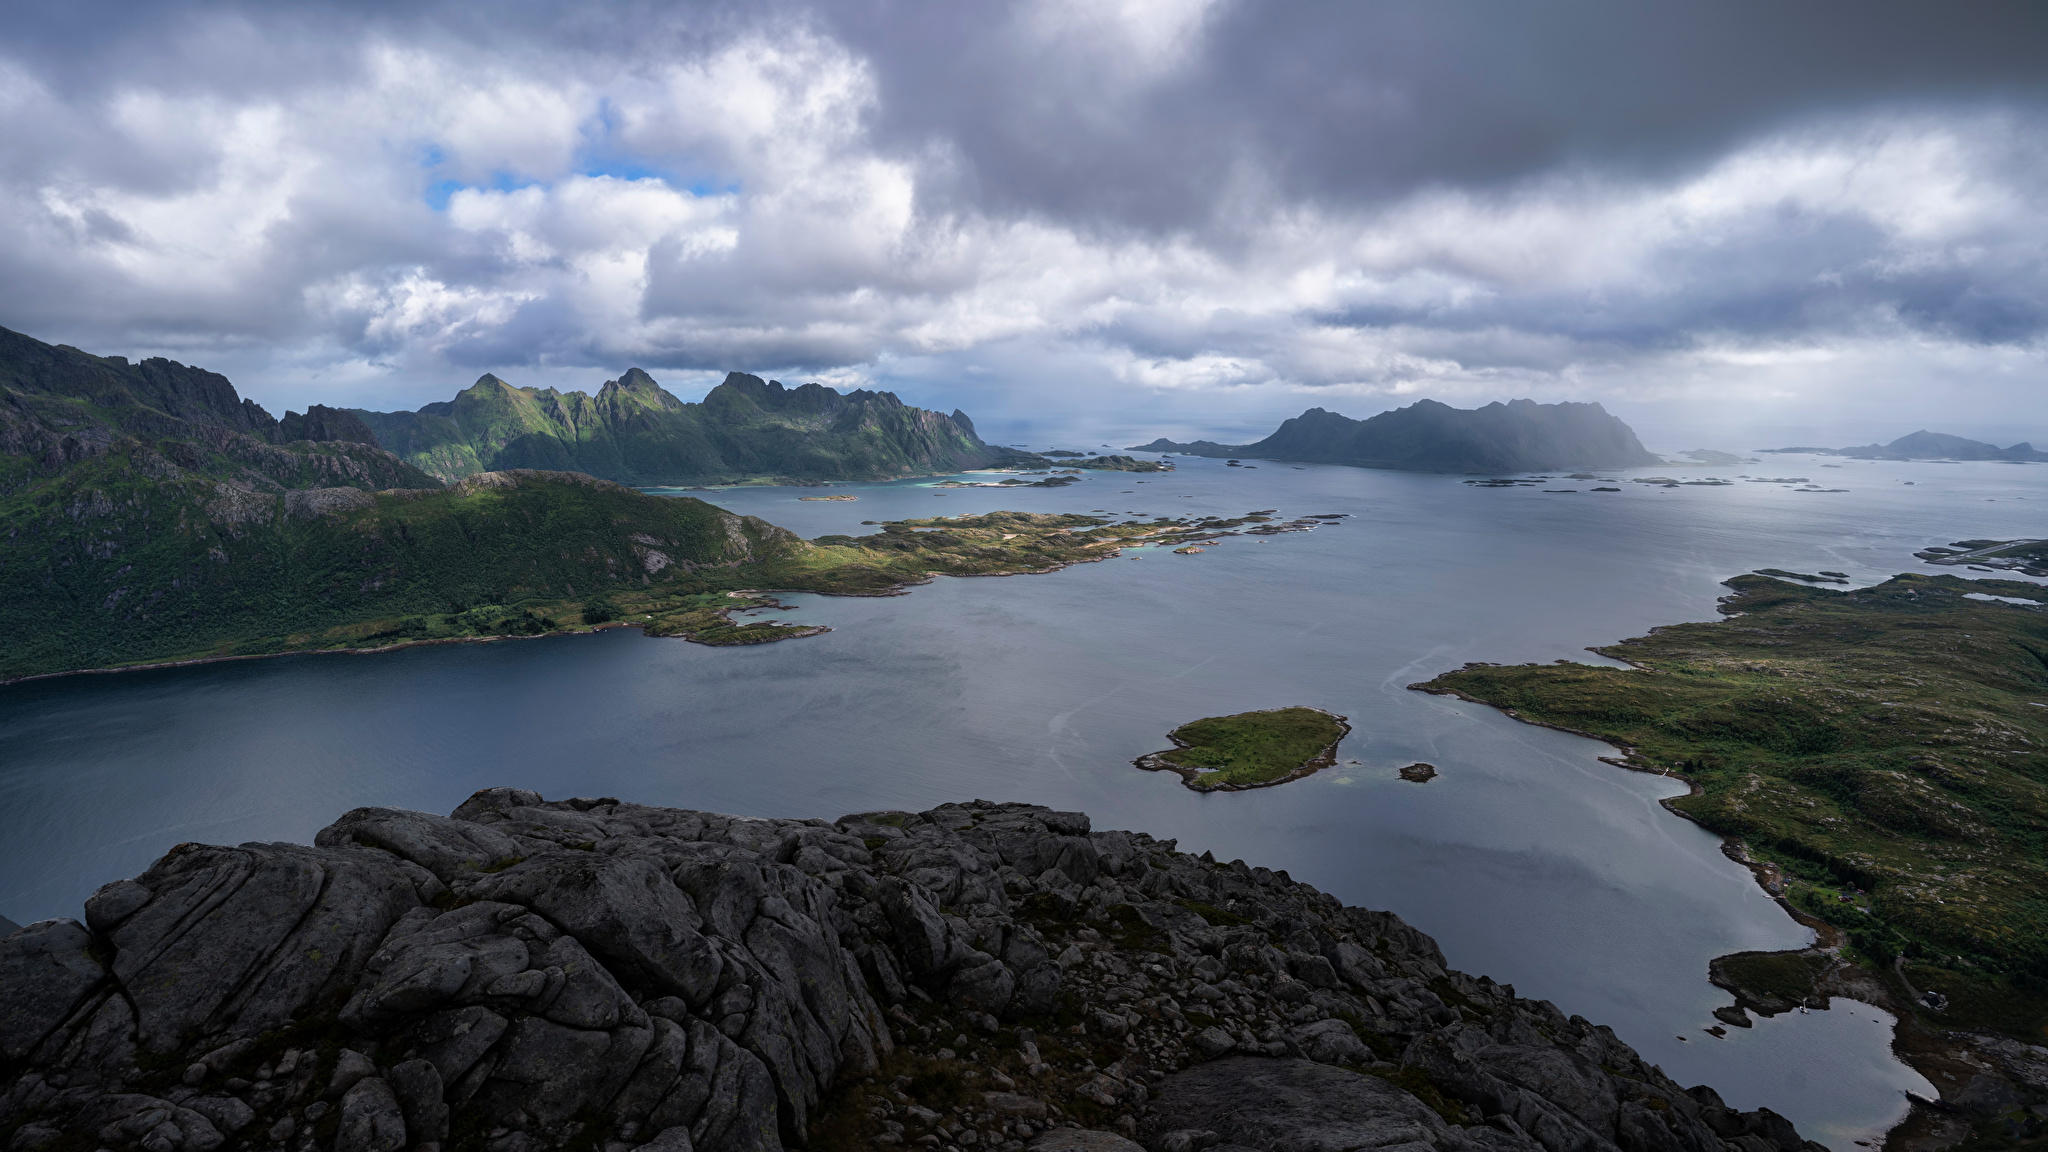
5 0 2047 448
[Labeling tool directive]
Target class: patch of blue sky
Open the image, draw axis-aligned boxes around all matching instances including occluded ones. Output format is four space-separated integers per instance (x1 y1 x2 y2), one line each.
573 98 738 196
416 98 742 210
563 156 741 198
422 170 542 211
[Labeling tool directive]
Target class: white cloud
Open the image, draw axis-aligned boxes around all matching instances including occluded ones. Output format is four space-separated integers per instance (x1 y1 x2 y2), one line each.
0 7 2041 449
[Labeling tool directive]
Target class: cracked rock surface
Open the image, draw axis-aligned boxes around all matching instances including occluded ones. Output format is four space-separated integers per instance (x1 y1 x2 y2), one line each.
0 792 1822 1152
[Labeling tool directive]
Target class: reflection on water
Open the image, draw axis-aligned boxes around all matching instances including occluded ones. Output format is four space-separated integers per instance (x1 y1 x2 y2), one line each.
6 453 2035 1148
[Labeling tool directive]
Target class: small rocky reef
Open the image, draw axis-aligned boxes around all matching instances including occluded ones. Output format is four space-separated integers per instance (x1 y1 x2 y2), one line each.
1 793 1823 1152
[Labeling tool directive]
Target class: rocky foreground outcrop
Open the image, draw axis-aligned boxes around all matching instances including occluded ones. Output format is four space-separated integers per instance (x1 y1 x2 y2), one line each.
0 793 1824 1152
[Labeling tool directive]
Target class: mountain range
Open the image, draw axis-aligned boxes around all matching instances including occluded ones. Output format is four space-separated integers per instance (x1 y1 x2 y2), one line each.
1132 398 1661 473
0 324 1126 679
0 326 822 678
1760 430 2048 461
353 370 1019 486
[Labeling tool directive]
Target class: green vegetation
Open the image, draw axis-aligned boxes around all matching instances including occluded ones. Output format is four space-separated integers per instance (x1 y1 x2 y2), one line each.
1 445 1272 680
1416 572 2048 1038
1709 950 1830 1014
1 324 1277 680
353 370 1021 485
1137 706 1350 791
0 460 814 679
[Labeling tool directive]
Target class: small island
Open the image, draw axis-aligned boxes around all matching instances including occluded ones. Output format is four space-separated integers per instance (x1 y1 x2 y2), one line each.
1136 706 1350 791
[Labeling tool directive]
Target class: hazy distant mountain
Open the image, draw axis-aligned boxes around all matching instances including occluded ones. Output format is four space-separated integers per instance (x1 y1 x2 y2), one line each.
1131 399 1661 473
354 370 1018 485
1761 431 2048 461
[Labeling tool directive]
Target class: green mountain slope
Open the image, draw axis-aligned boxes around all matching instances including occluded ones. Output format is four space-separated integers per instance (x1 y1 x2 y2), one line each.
354 370 1016 485
0 326 800 678
0 458 805 679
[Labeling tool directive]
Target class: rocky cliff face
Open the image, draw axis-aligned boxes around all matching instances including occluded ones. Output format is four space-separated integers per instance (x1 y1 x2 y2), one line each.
0 326 436 497
0 326 278 443
0 793 1821 1152
279 407 381 447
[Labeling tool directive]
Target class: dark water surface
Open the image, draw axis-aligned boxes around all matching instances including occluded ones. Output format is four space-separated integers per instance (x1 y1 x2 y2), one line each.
6 454 2044 1148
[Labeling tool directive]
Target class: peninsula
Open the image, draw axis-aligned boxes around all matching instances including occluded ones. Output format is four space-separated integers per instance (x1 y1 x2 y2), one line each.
1413 571 2048 1144
1136 707 1351 791
1760 431 2048 462
1130 399 1662 473
0 790 1829 1152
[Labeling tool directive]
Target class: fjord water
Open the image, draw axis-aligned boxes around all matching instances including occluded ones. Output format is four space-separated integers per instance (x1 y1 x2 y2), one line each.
6 455 2044 1148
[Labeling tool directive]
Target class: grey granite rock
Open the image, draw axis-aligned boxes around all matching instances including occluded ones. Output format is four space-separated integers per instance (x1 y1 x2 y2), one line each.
1146 1058 1483 1152
0 920 105 1063
0 794 1820 1152
1029 1130 1146 1151
336 1077 405 1152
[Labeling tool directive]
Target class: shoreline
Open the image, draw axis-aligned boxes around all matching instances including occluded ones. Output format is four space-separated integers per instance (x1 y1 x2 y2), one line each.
1133 707 1353 792
1408 674 1988 1151
0 593 835 688
0 522 1173 688
0 616 830 688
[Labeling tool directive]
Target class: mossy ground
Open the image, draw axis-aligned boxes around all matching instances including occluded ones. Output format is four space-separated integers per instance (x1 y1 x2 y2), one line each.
1416 572 2048 1039
1147 706 1350 788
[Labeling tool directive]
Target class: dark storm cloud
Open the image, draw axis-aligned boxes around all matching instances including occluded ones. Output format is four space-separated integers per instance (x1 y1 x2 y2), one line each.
825 0 2048 225
0 0 2043 436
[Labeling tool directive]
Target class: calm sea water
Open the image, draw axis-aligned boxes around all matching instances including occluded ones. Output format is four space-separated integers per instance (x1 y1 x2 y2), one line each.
6 452 2044 1148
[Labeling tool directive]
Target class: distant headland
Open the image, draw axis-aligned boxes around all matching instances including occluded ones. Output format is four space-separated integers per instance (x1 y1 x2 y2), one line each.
1131 398 1661 473
1759 430 2048 461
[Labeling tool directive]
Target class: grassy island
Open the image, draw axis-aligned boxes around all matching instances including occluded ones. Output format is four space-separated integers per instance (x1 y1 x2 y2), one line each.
1413 572 2048 1043
1136 706 1350 791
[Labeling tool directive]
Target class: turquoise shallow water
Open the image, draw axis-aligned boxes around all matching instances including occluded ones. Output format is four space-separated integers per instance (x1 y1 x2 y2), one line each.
5 452 2044 1148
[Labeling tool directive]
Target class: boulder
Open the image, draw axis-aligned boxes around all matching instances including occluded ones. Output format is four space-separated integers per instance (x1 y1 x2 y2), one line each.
0 919 105 1062
1143 1057 1481 1152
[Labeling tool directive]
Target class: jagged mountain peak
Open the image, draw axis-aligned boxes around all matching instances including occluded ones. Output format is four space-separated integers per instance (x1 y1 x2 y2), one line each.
356 367 1004 485
707 372 905 414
